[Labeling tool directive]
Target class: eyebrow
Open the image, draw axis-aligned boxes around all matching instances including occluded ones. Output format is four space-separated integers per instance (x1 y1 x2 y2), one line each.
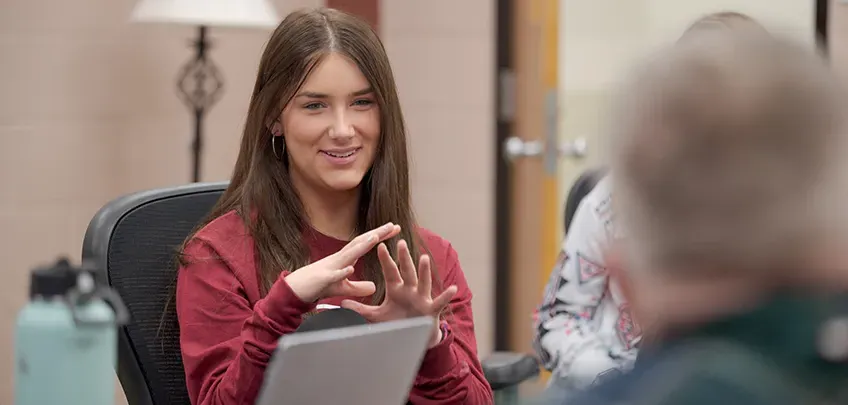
295 87 374 99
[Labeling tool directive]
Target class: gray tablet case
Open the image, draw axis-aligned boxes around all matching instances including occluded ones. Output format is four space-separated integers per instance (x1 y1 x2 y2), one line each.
257 316 434 405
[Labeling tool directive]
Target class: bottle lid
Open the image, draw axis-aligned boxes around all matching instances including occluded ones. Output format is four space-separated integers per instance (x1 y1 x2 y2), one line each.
29 258 78 299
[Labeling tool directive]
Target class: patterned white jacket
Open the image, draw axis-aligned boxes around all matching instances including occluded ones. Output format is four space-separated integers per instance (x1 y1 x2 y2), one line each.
532 176 641 391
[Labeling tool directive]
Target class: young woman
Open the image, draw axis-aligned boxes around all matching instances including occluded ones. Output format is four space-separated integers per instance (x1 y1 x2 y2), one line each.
175 7 493 405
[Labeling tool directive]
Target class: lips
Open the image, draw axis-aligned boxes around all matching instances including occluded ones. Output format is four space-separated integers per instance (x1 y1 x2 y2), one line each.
321 147 360 158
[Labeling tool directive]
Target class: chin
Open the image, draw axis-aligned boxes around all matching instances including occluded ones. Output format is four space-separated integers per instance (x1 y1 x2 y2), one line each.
322 173 367 192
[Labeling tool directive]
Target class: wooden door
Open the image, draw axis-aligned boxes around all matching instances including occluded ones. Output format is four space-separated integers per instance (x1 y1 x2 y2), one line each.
505 0 558 356
495 0 588 386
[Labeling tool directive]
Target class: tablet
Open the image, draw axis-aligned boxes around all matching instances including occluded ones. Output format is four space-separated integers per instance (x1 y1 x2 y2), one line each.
256 316 434 405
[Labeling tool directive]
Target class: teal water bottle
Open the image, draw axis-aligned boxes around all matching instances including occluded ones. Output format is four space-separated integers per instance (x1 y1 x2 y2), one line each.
14 258 128 405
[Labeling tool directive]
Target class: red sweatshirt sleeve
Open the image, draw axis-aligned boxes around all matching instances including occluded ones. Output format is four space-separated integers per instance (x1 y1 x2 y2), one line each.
176 240 314 405
408 242 494 404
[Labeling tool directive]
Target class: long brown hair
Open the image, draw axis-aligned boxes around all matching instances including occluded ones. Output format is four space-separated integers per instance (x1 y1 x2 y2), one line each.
179 7 428 304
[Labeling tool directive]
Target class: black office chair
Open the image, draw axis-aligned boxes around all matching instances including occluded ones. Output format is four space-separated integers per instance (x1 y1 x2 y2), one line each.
82 182 538 405
563 167 607 234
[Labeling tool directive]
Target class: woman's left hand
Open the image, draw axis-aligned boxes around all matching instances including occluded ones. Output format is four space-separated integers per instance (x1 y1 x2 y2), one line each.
341 239 457 347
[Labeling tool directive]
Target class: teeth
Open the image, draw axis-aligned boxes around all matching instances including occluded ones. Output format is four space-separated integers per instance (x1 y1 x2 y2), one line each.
326 150 355 158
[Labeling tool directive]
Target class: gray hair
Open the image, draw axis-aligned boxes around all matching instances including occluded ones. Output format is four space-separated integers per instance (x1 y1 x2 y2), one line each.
679 11 767 40
610 34 848 277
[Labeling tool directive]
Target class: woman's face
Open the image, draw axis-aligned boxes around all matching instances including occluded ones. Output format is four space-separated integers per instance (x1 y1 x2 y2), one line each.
274 52 380 194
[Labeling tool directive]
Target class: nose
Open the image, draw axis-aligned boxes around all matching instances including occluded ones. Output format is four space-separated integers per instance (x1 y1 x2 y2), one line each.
329 110 355 139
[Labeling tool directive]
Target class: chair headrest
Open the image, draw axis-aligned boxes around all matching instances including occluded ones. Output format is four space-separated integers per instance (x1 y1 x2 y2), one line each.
564 168 607 234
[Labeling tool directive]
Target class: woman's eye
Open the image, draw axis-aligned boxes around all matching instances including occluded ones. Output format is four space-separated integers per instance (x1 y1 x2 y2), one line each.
352 99 374 107
304 102 324 110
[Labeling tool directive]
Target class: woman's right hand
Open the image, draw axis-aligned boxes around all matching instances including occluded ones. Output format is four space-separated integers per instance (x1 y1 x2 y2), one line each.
285 222 401 303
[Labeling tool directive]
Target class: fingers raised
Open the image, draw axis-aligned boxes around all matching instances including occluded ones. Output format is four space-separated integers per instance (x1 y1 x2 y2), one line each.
430 285 458 313
334 223 401 266
378 243 403 285
326 266 355 283
397 240 418 288
418 254 432 299
338 280 376 297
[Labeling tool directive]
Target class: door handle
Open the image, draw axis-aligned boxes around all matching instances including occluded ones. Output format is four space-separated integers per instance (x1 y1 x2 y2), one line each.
503 136 588 162
504 137 544 160
559 137 587 158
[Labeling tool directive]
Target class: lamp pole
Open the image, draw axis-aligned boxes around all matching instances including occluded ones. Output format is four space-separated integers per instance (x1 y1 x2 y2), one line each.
177 25 223 183
129 0 279 182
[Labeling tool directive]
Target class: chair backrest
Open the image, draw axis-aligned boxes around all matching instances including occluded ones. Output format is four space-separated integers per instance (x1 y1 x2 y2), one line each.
563 168 607 234
82 182 229 405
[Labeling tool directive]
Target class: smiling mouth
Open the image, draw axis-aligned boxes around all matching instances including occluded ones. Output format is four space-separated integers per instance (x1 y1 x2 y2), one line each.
321 148 360 158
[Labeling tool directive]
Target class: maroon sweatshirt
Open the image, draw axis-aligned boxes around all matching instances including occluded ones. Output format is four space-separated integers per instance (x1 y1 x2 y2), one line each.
176 210 493 405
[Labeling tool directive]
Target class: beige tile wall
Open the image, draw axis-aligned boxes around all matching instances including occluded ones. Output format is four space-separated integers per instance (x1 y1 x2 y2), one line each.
830 0 848 82
0 0 495 403
381 0 495 358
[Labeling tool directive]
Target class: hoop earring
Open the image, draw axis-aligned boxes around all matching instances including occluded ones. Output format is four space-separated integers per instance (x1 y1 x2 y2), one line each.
272 135 285 161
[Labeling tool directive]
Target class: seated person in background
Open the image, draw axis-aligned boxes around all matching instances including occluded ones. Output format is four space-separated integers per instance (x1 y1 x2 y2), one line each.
174 7 493 405
532 10 767 398
533 176 634 394
566 27 848 405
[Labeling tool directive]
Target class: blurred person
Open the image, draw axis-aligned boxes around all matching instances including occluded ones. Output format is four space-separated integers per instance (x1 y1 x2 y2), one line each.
678 11 769 40
560 28 848 405
532 11 767 399
174 7 493 405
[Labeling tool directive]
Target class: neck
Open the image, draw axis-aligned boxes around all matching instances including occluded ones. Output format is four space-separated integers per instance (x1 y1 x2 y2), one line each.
641 259 848 336
291 175 360 241
639 272 768 334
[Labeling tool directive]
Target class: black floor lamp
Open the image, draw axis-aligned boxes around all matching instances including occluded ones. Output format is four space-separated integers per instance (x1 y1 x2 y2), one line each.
130 0 279 182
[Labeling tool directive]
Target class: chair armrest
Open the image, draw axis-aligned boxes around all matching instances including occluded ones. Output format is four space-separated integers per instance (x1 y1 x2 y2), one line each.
482 352 540 390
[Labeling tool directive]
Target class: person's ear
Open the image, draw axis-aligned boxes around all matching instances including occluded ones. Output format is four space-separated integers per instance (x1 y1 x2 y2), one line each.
269 118 282 137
